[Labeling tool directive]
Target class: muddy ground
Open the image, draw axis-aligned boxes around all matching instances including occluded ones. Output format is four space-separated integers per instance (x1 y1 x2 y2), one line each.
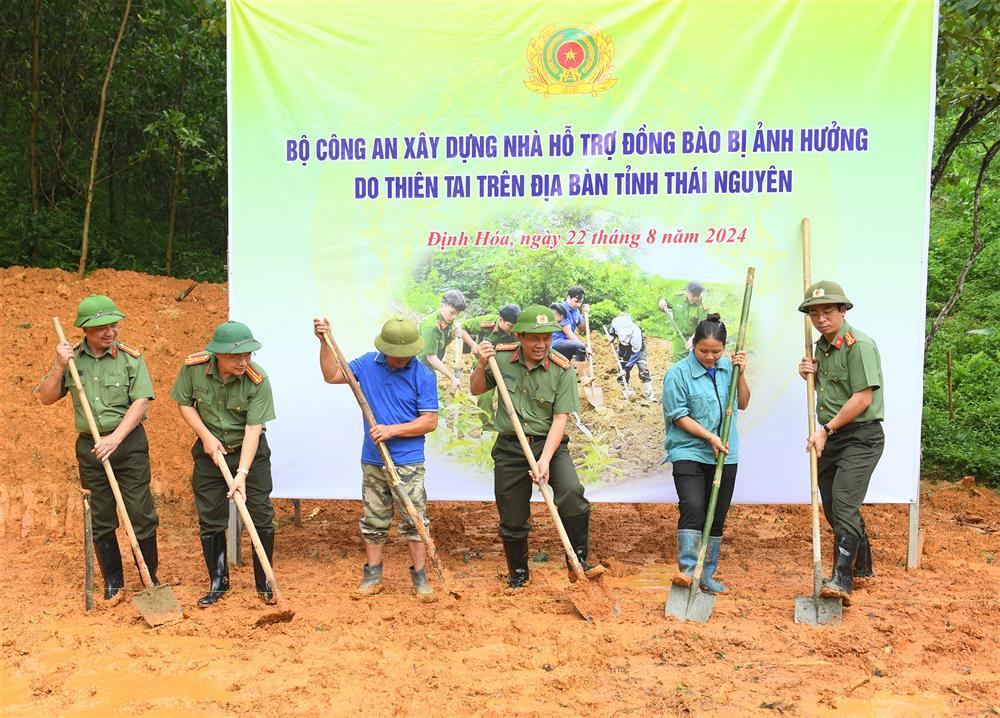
2 267 999 717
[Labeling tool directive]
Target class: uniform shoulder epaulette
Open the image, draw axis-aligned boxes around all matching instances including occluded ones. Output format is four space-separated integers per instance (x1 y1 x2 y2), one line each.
495 343 518 351
244 364 265 385
480 320 496 328
548 351 571 369
117 341 142 358
844 332 856 347
184 351 211 366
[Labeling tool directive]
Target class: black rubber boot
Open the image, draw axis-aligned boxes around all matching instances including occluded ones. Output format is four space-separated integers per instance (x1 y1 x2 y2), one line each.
93 534 124 600
197 532 230 607
562 513 607 583
135 533 161 587
502 537 530 588
252 528 276 604
821 533 859 605
854 532 874 579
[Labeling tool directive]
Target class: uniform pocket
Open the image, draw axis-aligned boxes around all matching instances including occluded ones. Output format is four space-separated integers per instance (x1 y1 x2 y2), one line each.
225 392 249 415
192 386 212 405
824 369 849 385
103 373 129 405
534 386 556 409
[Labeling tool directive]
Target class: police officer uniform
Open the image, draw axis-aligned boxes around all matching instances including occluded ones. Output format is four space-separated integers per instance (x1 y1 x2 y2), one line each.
461 305 521 430
417 311 453 369
171 321 276 606
669 282 709 361
51 295 159 599
475 305 600 587
800 281 884 601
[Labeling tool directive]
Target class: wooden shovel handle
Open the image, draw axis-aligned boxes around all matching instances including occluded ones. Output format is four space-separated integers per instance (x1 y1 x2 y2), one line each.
486 356 587 582
215 454 283 602
52 317 156 590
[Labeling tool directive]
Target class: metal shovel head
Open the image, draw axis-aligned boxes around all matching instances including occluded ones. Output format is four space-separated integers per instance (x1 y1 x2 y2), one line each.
583 383 604 408
665 583 716 623
132 586 184 627
794 594 843 626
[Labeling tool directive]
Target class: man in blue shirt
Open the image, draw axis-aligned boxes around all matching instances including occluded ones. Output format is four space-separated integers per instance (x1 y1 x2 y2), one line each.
550 285 593 384
314 316 439 598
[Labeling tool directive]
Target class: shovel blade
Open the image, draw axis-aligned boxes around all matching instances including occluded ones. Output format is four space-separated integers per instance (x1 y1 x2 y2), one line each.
132 586 184 627
665 584 715 623
583 384 604 408
794 594 843 626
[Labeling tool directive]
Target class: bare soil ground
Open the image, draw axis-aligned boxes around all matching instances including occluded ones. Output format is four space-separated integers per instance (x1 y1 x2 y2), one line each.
2 267 999 717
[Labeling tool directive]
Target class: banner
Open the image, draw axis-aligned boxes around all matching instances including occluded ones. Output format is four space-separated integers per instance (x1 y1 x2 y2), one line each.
228 1 937 503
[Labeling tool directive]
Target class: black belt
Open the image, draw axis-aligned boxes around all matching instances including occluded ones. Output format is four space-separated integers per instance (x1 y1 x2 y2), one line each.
79 432 112 440
836 420 882 434
499 433 548 444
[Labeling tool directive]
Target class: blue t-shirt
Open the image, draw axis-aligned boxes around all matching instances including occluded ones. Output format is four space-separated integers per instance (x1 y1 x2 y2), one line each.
562 302 583 333
348 352 439 466
661 352 740 465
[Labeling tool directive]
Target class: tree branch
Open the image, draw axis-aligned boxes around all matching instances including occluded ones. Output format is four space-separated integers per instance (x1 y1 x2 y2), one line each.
924 138 1000 356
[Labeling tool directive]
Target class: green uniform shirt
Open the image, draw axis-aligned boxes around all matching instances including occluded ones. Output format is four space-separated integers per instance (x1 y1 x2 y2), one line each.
485 345 579 436
669 294 708 359
814 321 884 425
417 311 454 367
170 353 276 448
60 339 154 434
462 314 516 346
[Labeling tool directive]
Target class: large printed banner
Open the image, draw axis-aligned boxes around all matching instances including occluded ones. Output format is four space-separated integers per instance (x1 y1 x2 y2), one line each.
228 1 937 503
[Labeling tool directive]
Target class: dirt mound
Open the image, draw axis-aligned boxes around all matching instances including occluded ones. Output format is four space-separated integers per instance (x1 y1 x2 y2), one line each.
2 267 999 716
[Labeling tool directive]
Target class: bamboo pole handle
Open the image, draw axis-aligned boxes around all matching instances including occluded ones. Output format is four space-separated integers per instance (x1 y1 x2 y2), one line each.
216 455 283 603
802 218 824 597
52 317 156 590
486 356 587 582
690 267 754 587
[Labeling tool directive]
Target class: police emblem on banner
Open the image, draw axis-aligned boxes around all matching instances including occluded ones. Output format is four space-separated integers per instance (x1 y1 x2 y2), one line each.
524 25 617 98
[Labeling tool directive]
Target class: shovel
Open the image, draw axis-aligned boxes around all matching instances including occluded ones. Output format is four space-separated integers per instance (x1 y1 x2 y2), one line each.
602 326 633 398
322 329 458 598
665 267 754 623
581 309 604 408
486 356 619 621
793 218 843 626
53 317 184 627
215 456 294 625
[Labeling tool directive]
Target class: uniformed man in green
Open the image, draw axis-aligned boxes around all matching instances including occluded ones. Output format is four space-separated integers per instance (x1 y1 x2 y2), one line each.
417 289 474 391
460 304 520 429
798 281 884 604
171 321 277 607
37 295 159 599
470 305 604 588
659 281 709 362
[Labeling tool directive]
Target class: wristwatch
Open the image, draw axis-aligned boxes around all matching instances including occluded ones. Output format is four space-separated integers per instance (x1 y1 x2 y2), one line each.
822 424 835 435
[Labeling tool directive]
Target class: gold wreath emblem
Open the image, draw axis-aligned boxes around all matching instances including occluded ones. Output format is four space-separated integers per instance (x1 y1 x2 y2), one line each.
536 314 549 324
524 24 617 98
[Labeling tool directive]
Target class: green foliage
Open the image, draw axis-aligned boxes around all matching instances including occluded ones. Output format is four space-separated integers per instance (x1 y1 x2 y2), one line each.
573 433 624 487
429 389 496 469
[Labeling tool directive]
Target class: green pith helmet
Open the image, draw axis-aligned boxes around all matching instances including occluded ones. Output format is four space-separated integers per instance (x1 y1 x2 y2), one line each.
74 295 125 328
205 321 262 353
798 280 854 313
511 304 561 334
374 316 425 357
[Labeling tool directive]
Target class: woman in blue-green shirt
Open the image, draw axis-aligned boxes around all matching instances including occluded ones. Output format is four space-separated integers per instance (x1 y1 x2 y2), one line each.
661 313 750 593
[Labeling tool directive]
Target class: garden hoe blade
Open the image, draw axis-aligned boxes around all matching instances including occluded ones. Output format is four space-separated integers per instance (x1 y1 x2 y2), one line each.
664 583 715 623
132 586 184 627
794 594 842 627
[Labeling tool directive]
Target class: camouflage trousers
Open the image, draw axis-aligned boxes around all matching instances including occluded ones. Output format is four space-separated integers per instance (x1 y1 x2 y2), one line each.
359 462 429 544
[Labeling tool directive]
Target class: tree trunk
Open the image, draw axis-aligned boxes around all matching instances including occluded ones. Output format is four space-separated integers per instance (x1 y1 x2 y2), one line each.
165 53 187 276
78 0 131 278
924 138 1000 356
930 95 1000 194
27 0 41 263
